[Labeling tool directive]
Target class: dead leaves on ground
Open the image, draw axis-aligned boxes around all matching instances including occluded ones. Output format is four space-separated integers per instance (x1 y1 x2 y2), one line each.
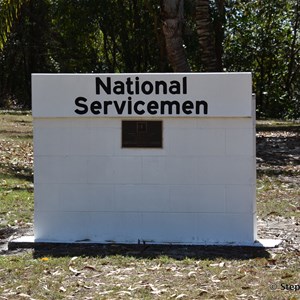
0 139 33 179
21 254 299 300
29 256 234 298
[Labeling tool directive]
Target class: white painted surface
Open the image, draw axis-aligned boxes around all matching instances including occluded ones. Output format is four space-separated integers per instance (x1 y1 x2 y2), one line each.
32 73 252 117
33 73 256 245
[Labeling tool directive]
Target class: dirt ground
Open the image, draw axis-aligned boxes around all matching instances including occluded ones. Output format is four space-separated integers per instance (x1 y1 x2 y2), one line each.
255 122 300 255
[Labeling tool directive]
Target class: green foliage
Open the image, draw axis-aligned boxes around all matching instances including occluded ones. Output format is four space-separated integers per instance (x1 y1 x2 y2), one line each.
0 0 299 118
0 0 162 108
47 0 161 73
0 0 53 107
224 0 300 118
0 0 29 50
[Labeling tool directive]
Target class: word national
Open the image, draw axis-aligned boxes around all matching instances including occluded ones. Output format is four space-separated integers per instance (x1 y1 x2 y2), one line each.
96 76 187 95
74 76 208 116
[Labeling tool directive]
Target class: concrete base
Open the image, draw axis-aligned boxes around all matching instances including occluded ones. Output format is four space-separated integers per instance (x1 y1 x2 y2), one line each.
8 236 282 250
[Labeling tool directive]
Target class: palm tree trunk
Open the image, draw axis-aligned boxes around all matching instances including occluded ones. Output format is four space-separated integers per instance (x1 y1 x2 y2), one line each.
161 0 190 72
195 0 218 71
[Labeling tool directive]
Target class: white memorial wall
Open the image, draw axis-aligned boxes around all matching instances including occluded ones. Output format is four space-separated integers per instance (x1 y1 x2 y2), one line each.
32 73 257 245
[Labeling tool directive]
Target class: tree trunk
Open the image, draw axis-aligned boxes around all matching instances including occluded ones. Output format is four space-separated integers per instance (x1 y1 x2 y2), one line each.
195 0 218 71
161 0 190 72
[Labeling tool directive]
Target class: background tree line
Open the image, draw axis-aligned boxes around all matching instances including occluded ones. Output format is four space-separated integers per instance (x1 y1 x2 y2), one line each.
0 0 299 118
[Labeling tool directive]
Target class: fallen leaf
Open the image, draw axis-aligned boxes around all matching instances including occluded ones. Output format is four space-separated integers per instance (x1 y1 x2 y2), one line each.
83 265 97 271
211 275 221 283
69 256 79 265
18 294 32 299
52 270 62 276
127 285 139 291
241 286 251 290
210 262 225 267
69 266 81 276
117 291 131 296
98 290 113 295
210 263 220 267
148 284 161 295
148 264 161 270
40 257 49 262
199 289 209 296
42 285 50 291
83 285 93 289
219 276 227 281
188 271 197 277
267 259 277 265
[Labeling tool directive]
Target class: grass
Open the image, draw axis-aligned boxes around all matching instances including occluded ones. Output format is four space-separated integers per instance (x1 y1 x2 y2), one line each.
257 175 300 219
0 111 299 300
0 112 33 229
0 251 299 299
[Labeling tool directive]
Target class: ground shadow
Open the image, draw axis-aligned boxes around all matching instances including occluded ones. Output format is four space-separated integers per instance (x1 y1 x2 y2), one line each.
0 162 33 182
256 127 300 168
31 243 271 261
0 129 33 138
